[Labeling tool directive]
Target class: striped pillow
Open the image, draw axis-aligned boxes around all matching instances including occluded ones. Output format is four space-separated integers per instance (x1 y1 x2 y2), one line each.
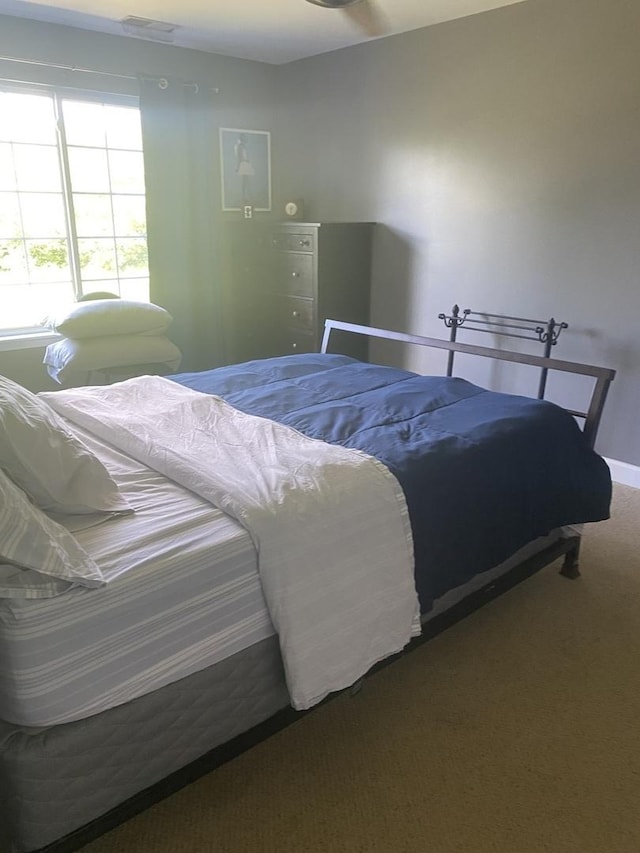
0 467 105 599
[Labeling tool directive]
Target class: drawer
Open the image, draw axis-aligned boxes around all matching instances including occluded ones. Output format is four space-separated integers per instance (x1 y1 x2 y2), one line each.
274 252 314 297
283 330 316 354
271 231 315 253
277 296 314 331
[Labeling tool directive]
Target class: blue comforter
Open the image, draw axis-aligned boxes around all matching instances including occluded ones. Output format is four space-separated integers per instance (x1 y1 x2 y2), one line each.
169 354 611 613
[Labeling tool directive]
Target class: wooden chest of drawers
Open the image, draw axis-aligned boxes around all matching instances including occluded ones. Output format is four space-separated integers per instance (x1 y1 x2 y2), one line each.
226 221 373 363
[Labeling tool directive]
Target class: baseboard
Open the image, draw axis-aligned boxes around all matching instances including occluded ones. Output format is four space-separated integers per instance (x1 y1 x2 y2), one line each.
605 458 640 489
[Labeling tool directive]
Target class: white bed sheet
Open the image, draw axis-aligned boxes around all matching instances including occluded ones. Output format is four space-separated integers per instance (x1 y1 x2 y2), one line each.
0 425 275 728
43 377 420 712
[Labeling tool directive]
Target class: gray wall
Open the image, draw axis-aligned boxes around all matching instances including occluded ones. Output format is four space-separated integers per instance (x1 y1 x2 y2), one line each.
274 0 640 464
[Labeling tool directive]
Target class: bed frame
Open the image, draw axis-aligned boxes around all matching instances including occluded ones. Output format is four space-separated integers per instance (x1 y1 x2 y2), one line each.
437 305 569 399
321 319 614 451
0 321 616 853
321 319 614 579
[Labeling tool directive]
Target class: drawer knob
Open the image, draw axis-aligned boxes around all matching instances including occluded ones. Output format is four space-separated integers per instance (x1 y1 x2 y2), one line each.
292 310 299 318
292 342 298 350
291 271 299 277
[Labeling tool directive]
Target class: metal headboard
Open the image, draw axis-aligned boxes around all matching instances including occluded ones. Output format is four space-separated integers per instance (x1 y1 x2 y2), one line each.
438 305 568 400
321 319 615 449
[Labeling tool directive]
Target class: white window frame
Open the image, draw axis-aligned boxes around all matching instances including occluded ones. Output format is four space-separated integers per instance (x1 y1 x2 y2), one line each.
0 82 146 346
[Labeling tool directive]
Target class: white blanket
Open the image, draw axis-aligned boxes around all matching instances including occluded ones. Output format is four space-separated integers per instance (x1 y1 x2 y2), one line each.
43 377 420 709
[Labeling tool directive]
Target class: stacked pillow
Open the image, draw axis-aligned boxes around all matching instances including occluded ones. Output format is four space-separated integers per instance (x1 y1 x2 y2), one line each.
43 299 182 384
0 374 131 598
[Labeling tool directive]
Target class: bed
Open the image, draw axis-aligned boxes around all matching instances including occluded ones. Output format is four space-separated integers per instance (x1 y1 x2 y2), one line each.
0 320 615 853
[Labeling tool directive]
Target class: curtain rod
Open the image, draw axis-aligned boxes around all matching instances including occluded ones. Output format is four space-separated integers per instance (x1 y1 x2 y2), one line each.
0 55 219 92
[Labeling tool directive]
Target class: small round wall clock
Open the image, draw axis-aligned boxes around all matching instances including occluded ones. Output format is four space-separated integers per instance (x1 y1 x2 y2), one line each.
284 200 304 220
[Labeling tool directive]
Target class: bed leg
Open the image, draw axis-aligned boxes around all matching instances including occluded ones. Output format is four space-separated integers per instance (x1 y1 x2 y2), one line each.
559 538 581 579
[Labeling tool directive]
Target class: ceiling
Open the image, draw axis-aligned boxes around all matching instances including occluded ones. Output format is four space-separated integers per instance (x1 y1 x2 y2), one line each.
0 0 528 64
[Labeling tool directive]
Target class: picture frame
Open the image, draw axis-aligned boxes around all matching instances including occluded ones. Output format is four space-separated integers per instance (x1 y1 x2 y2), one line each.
219 128 271 212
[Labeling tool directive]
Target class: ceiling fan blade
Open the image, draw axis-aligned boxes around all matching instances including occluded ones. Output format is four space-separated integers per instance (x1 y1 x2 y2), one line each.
343 0 388 37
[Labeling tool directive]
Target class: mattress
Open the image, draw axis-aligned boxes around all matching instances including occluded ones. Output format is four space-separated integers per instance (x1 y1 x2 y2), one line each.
0 425 275 728
43 377 420 713
3 353 609 728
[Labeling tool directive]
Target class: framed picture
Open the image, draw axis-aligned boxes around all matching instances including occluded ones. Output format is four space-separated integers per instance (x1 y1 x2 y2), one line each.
219 128 271 212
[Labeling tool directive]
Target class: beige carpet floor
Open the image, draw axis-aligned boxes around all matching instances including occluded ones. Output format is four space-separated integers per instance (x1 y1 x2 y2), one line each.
81 484 640 853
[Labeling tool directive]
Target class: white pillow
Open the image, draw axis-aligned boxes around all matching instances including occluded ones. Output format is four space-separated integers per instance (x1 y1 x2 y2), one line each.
49 299 172 339
0 374 131 515
0 467 104 599
44 335 182 384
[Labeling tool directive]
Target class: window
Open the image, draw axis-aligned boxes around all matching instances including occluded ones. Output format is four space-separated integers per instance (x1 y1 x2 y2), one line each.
0 86 149 335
